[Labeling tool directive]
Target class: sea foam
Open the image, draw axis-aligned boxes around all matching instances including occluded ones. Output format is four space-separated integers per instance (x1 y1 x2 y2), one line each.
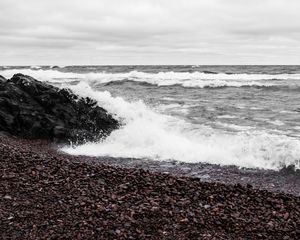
61 82 300 170
1 69 300 88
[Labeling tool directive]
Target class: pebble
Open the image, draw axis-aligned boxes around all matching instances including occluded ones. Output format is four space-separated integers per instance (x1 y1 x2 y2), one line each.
0 136 299 239
3 195 12 200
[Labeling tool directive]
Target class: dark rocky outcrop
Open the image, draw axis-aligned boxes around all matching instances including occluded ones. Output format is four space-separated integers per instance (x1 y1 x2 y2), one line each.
0 73 118 143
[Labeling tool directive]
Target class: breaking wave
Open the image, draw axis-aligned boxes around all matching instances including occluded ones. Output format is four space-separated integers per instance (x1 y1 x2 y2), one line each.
61 82 300 170
1 69 300 88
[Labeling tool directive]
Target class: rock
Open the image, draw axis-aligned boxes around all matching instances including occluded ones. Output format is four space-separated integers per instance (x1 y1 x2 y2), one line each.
0 75 6 82
0 73 119 143
3 195 12 200
280 164 300 174
53 125 67 139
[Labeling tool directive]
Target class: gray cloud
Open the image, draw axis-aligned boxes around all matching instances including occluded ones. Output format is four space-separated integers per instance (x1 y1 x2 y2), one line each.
0 0 300 65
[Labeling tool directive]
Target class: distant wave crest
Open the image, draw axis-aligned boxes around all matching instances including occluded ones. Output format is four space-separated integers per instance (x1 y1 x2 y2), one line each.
1 68 300 89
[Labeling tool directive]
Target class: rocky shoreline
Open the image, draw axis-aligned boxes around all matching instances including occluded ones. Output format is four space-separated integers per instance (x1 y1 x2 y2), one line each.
1 74 300 239
1 135 299 239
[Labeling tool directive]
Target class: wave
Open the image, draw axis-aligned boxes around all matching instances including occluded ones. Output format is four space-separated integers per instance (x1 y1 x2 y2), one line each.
30 65 42 69
105 79 277 88
61 82 300 170
1 69 300 89
50 65 66 69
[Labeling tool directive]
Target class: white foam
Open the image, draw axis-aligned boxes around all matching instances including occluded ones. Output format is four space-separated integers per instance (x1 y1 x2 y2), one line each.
249 107 264 110
0 69 80 82
1 69 300 88
216 122 254 131
162 97 176 101
156 104 190 115
279 110 297 114
61 82 300 170
50 65 66 69
30 65 42 69
269 120 285 126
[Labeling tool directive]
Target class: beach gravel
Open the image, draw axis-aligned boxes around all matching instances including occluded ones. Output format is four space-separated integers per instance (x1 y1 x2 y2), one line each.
0 136 299 239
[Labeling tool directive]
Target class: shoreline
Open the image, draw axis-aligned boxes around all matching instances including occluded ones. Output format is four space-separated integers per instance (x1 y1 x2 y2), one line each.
79 155 300 197
1 135 299 239
5 132 300 196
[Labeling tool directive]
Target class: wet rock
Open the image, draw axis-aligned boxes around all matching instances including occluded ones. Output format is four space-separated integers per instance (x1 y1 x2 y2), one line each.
0 75 6 82
280 164 300 174
0 73 119 143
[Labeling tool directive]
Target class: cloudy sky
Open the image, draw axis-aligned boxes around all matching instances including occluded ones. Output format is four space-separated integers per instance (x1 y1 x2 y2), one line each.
1 0 300 65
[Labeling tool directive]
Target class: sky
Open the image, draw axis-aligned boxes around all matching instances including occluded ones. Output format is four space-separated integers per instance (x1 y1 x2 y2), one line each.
0 0 300 65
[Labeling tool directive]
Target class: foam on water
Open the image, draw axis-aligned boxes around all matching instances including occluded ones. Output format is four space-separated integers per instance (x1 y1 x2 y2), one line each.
61 82 300 170
1 69 300 88
30 66 42 69
269 120 285 126
215 122 254 131
156 104 190 115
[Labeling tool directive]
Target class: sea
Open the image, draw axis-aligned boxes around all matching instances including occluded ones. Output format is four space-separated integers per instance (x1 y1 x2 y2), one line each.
1 65 300 171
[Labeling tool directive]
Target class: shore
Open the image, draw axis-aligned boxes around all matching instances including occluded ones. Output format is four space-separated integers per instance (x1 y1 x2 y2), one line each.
1 135 299 239
80 153 300 197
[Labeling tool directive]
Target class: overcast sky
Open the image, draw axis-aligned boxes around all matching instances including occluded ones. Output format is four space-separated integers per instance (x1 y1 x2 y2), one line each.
1 0 300 65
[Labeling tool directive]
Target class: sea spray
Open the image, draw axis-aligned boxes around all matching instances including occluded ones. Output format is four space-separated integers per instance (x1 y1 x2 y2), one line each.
2 66 300 170
62 82 300 170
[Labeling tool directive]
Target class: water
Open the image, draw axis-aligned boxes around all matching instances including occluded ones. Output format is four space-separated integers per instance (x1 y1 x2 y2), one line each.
1 65 300 170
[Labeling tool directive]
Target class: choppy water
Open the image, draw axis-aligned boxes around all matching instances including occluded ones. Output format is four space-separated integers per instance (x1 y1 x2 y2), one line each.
1 65 300 170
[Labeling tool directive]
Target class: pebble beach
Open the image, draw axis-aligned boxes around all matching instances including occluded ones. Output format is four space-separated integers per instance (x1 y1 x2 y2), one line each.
1 135 299 239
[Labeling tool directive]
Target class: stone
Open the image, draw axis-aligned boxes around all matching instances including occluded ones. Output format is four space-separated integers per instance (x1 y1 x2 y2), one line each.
0 73 119 143
0 75 6 82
